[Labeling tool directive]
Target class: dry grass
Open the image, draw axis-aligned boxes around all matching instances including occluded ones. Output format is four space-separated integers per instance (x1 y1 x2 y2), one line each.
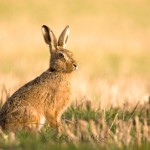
0 88 150 149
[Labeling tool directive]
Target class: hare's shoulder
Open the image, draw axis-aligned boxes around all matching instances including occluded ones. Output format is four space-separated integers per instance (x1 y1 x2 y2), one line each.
9 71 53 97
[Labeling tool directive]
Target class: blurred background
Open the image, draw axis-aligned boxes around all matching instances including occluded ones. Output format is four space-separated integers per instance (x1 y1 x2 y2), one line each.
0 0 150 108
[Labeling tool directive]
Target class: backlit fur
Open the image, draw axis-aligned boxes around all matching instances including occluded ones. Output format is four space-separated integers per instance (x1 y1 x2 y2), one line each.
0 25 78 132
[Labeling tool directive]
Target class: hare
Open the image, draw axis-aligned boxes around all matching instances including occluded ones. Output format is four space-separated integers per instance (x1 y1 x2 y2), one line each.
0 25 78 132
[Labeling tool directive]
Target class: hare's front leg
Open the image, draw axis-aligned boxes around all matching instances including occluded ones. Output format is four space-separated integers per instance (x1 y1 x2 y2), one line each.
49 117 63 133
45 110 62 131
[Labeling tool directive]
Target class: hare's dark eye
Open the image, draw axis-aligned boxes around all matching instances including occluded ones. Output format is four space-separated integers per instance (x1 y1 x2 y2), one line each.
58 52 65 59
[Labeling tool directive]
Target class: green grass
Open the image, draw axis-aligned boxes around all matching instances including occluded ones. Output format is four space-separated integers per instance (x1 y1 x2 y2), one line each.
0 100 150 150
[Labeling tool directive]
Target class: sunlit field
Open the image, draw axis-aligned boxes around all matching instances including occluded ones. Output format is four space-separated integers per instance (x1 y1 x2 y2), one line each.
0 0 150 149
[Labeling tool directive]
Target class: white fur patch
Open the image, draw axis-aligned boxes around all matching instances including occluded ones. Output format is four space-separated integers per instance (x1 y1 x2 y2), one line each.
38 115 46 130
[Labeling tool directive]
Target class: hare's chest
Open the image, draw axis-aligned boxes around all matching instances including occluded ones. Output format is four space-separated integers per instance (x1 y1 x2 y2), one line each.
50 81 71 107
50 78 70 95
55 82 71 99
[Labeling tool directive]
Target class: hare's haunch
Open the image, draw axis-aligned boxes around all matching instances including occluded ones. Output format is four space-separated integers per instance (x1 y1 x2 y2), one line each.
0 25 78 131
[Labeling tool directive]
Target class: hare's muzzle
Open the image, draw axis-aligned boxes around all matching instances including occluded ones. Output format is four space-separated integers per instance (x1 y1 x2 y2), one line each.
73 63 78 70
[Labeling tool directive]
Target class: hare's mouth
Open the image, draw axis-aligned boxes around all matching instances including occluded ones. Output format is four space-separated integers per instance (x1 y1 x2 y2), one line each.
64 66 78 73
63 63 78 73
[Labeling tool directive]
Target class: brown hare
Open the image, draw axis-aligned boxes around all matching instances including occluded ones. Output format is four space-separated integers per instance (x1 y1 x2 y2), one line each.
0 25 78 132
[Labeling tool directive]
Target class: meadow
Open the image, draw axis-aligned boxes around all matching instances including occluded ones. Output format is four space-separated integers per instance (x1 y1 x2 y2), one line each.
0 0 150 149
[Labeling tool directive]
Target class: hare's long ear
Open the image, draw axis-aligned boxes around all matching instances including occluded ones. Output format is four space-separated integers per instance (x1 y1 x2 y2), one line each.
58 25 70 49
41 25 57 53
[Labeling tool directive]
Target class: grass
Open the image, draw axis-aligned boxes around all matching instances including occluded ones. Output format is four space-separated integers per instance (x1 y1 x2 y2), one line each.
0 97 150 150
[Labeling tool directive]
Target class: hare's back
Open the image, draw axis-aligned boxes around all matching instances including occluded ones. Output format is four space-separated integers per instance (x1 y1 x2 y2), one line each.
0 72 51 120
0 72 52 130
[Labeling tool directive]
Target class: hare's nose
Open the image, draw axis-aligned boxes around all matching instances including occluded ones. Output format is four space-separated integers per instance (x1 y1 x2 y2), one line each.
73 63 78 70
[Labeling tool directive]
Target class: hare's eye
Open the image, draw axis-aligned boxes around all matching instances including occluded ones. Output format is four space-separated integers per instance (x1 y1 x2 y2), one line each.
58 52 65 58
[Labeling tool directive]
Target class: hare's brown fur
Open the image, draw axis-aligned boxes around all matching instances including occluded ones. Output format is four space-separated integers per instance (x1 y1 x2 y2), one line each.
0 25 77 131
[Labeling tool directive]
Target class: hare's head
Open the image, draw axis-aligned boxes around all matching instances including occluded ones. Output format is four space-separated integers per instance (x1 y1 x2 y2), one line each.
41 25 78 73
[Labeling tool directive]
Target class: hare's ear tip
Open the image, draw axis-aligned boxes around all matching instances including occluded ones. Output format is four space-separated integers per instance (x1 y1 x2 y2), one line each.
65 25 70 33
41 25 50 34
42 25 47 28
41 25 48 30
66 25 69 28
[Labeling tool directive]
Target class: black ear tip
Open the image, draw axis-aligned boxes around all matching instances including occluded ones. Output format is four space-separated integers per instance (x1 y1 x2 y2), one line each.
42 25 46 28
42 25 49 29
66 25 69 29
41 25 50 33
42 25 46 27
